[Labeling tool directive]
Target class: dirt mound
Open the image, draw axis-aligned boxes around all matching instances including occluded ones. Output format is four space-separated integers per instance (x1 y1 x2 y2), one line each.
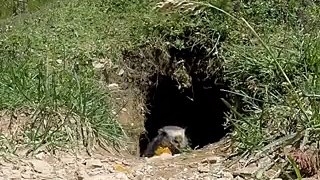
112 26 232 156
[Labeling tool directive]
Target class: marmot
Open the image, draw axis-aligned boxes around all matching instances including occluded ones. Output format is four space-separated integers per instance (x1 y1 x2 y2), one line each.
143 126 189 157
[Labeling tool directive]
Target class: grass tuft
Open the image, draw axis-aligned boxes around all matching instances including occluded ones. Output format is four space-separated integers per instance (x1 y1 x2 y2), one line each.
0 0 155 153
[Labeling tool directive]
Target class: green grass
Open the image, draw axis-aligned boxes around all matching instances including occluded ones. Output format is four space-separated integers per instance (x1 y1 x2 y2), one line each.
0 0 159 153
0 0 53 19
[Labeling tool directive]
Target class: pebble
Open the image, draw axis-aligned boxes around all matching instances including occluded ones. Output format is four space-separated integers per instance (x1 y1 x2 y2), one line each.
35 152 46 160
198 166 210 173
233 164 259 176
28 159 53 174
76 167 90 180
61 157 75 165
85 159 103 169
201 156 221 164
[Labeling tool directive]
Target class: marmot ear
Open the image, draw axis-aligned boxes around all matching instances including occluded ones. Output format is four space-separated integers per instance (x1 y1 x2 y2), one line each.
158 128 166 135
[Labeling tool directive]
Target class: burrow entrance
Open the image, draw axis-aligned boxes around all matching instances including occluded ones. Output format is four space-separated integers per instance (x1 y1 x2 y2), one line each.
121 28 231 156
138 73 230 155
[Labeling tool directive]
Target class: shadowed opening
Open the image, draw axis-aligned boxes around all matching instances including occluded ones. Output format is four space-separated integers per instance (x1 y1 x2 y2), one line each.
139 73 230 156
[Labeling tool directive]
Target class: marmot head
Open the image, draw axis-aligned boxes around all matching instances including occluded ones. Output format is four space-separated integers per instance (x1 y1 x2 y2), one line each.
158 126 188 150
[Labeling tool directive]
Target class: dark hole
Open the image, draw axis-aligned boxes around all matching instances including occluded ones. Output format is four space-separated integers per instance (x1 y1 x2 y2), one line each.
139 73 230 156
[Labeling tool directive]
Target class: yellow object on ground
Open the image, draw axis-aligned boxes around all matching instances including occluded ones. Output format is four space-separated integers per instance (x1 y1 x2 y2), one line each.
113 164 130 173
154 146 172 156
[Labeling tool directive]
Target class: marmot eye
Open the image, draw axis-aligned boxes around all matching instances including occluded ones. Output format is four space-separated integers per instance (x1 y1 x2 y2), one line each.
174 136 182 143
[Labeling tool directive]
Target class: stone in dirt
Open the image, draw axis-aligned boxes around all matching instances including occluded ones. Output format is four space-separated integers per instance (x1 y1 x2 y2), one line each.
9 170 21 179
85 159 103 169
86 172 129 180
201 156 222 164
198 166 210 173
114 172 129 180
35 152 47 160
56 169 67 179
264 169 281 179
234 176 245 180
233 164 259 177
21 170 34 179
28 159 53 174
222 172 234 179
107 83 120 91
75 168 89 180
60 157 75 165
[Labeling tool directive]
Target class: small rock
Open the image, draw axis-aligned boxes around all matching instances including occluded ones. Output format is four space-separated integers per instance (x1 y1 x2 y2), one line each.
234 176 245 180
87 169 104 176
121 108 127 112
75 168 89 180
188 162 198 168
92 61 105 69
56 59 63 64
21 170 34 179
85 159 103 169
114 172 129 180
104 164 115 173
257 156 272 167
1 167 11 176
198 166 210 173
183 168 188 172
61 157 75 165
9 170 21 179
107 83 119 90
114 160 123 165
35 152 46 160
264 169 281 179
29 160 53 174
12 165 19 170
233 164 259 176
118 69 125 76
56 169 67 179
201 156 221 164
222 172 234 179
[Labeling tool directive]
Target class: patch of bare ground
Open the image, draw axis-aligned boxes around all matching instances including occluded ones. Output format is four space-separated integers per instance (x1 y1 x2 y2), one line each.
0 137 234 180
0 109 31 138
0 109 33 154
1 136 313 180
1 126 319 180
